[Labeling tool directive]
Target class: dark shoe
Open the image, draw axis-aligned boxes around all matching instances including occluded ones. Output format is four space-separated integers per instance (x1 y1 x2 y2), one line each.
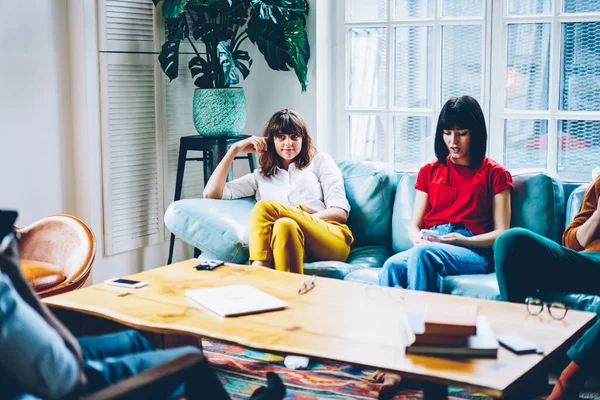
250 372 286 400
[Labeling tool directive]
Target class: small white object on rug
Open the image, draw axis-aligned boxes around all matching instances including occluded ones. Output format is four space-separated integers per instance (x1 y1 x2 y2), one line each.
284 355 310 370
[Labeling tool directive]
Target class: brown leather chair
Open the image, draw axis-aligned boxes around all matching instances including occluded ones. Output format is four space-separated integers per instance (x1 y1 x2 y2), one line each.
17 214 96 297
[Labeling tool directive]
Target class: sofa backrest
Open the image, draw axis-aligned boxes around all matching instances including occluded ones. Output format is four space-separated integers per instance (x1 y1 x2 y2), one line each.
391 169 565 252
566 183 590 228
337 161 397 247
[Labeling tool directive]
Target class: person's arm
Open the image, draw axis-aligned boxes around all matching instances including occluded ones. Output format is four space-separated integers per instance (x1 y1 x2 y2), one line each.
0 272 80 400
0 234 87 393
312 154 350 224
564 179 600 250
312 207 348 223
408 190 429 245
203 136 266 199
438 189 511 248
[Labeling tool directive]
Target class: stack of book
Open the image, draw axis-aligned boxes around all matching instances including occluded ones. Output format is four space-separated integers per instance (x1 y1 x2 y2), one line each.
404 303 499 357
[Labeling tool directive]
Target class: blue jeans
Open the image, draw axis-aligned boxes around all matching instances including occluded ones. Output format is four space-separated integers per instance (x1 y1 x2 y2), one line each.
379 223 490 292
80 330 201 397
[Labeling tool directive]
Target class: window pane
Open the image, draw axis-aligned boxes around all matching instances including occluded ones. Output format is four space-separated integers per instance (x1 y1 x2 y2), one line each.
563 0 600 13
394 0 432 19
394 116 433 170
506 24 550 110
558 120 600 181
349 114 387 161
442 0 483 17
507 0 552 15
348 0 386 21
394 27 431 108
560 22 600 112
349 28 387 108
441 25 482 105
504 119 548 170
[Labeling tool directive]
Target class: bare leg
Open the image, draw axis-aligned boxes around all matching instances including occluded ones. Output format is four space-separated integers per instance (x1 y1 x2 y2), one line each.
251 260 273 268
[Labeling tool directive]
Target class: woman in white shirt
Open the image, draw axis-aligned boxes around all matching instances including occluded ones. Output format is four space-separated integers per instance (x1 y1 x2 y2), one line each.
203 109 354 274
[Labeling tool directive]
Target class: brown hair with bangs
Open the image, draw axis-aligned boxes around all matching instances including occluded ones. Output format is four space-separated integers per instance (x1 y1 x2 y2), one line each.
259 109 316 177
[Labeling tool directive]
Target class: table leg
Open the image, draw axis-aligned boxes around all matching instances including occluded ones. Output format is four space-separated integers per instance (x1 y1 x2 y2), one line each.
422 382 448 400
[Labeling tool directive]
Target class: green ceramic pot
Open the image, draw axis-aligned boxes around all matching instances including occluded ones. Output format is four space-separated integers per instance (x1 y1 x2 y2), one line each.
193 87 246 137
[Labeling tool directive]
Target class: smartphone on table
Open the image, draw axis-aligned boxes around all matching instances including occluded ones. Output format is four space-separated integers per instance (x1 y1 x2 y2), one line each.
195 260 225 271
104 278 148 288
497 333 543 355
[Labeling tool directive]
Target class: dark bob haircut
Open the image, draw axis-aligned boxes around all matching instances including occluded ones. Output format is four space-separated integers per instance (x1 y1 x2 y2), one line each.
434 96 487 168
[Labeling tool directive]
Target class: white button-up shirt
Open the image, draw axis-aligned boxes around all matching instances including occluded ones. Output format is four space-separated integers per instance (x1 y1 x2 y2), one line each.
222 153 350 213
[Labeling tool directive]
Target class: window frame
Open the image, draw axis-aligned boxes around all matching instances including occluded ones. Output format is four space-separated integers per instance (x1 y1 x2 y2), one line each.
339 0 600 181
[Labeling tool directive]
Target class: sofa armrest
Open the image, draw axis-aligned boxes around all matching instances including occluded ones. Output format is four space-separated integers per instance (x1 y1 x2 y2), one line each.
164 198 255 263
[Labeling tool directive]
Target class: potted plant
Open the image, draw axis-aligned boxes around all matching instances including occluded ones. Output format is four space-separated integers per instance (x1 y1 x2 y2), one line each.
153 0 310 137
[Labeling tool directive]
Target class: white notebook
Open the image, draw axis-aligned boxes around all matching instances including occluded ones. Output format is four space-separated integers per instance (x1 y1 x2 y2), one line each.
185 284 288 317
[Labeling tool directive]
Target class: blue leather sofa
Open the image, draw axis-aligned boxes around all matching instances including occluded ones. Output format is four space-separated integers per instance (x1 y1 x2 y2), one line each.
164 161 597 311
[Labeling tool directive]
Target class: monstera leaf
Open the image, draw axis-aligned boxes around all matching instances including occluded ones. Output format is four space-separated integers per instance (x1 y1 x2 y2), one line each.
189 55 213 87
247 13 309 92
159 16 189 80
283 18 309 92
154 0 310 91
247 15 289 71
162 0 190 19
227 0 251 38
217 41 253 86
250 0 308 24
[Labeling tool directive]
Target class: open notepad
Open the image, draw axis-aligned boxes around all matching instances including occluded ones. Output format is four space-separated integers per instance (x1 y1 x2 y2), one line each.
185 284 288 317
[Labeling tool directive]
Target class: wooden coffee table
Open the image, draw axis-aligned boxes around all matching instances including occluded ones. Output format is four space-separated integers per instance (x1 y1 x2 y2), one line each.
44 260 595 399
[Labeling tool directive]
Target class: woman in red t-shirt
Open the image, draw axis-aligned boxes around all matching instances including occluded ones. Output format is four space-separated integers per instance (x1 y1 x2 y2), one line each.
379 96 513 293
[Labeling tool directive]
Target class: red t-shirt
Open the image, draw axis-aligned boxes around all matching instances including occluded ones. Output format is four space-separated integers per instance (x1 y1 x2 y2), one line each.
415 156 513 235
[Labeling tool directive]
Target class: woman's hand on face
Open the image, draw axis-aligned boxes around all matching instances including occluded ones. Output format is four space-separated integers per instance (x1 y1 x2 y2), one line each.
438 232 468 246
235 136 268 154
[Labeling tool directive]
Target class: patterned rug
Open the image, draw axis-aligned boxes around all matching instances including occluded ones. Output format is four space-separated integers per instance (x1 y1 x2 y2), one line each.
202 339 511 400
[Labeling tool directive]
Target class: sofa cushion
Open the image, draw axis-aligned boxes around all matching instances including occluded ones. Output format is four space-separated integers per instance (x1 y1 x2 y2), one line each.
164 198 255 263
20 259 66 291
565 184 589 229
509 169 565 243
344 267 380 285
442 273 501 300
339 161 397 247
392 169 565 252
304 245 391 279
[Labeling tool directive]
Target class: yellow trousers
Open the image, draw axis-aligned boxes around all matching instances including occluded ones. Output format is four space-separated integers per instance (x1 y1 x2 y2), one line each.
249 200 354 274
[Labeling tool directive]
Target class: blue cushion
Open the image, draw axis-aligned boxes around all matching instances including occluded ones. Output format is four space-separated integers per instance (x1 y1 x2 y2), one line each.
565 184 589 228
339 161 397 247
509 169 565 243
392 169 565 252
344 268 381 285
304 245 392 279
164 198 255 263
442 274 501 300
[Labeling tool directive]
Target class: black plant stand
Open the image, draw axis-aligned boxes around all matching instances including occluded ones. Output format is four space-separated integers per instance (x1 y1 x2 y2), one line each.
167 135 255 264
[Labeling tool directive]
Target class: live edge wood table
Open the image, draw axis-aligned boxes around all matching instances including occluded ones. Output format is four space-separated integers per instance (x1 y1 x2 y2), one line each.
44 260 596 399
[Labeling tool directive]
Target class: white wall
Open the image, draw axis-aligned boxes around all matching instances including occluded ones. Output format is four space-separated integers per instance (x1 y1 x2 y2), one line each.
241 0 318 146
0 1 75 225
0 0 333 282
